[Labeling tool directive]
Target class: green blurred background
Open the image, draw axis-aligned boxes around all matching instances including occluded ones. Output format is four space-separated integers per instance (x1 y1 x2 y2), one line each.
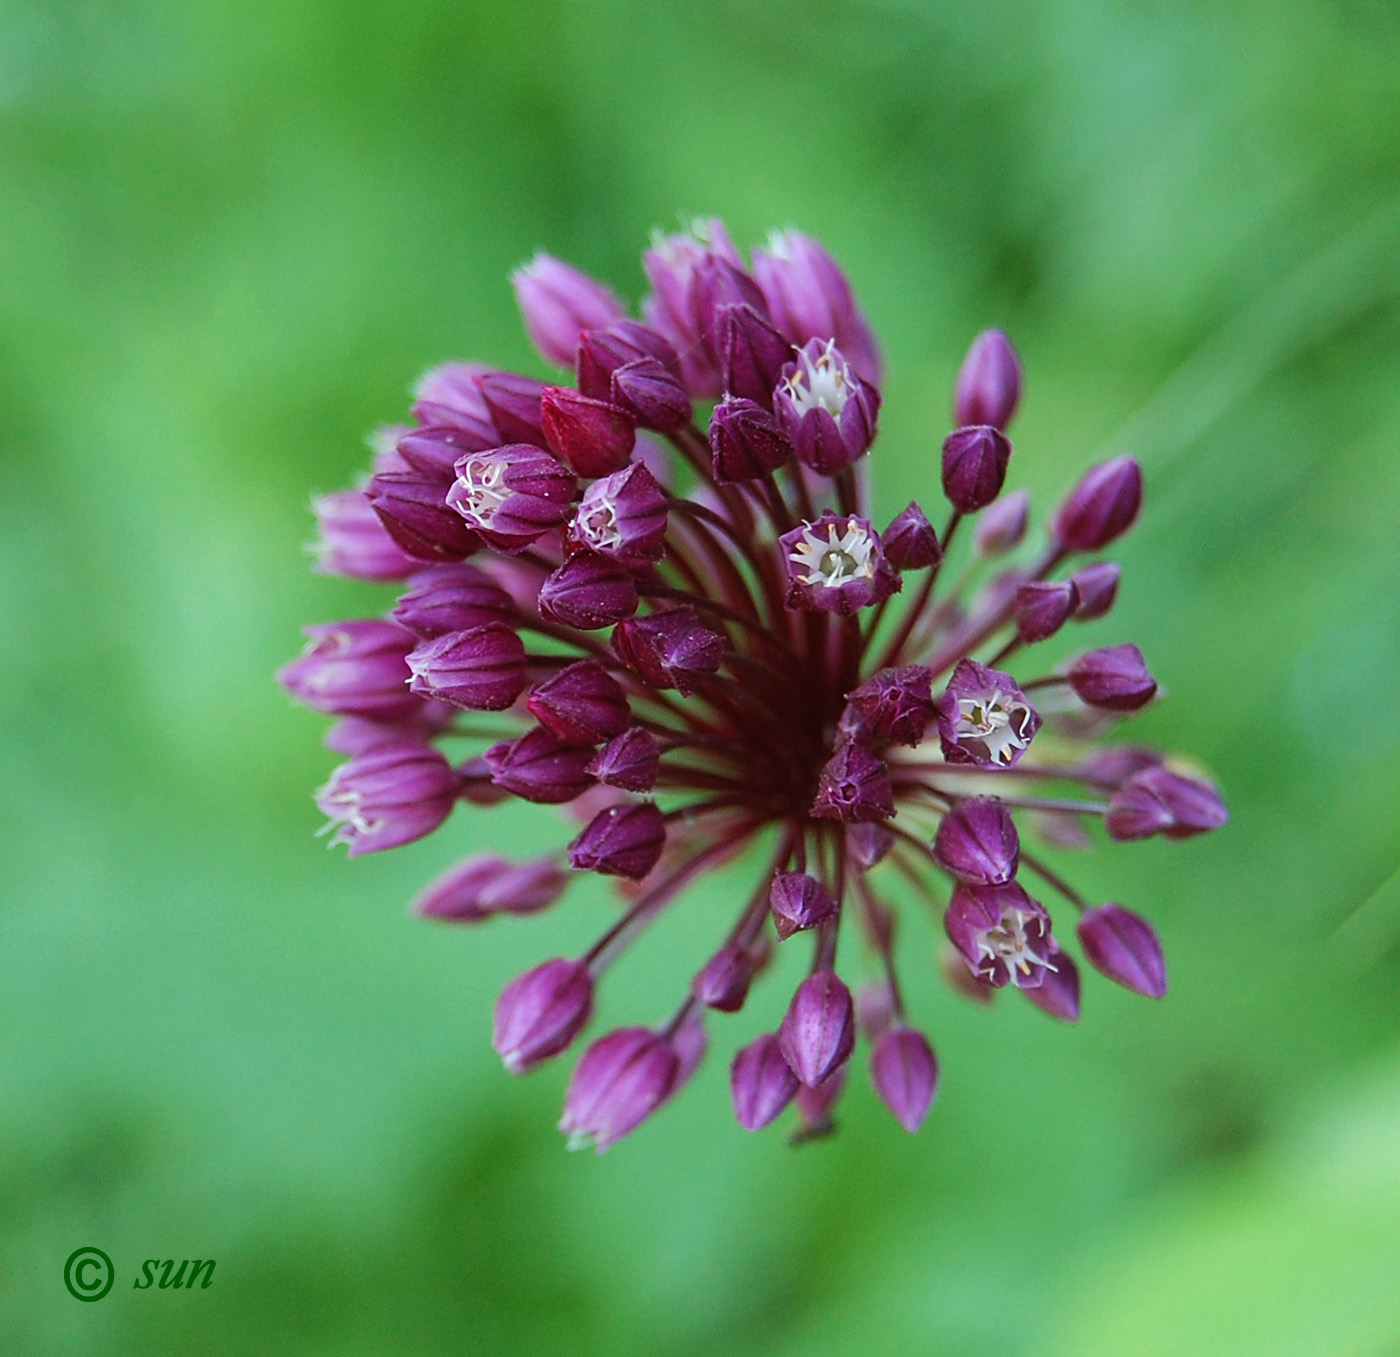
3 0 1400 1351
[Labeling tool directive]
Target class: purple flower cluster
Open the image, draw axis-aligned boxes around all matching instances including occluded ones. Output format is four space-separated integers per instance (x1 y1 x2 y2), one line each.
283 219 1228 1151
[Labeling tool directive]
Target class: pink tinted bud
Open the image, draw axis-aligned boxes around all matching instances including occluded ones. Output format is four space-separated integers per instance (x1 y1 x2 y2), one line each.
719 303 793 407
279 620 418 721
1067 643 1158 711
476 372 548 446
312 489 418 581
812 743 894 823
953 328 1022 430
974 488 1029 556
314 743 459 856
1077 904 1167 998
934 659 1041 768
611 606 724 695
856 981 897 1039
410 362 498 441
1050 455 1143 552
848 822 895 869
484 727 596 804
775 339 880 474
577 320 679 392
1014 580 1078 644
559 1027 678 1151
527 660 631 744
730 1033 800 1130
406 624 527 711
709 396 792 482
793 1064 846 1138
492 958 594 1073
392 563 517 639
1070 562 1121 619
692 944 758 1012
610 358 692 433
1021 946 1081 1021
568 801 665 879
941 424 1011 514
689 255 769 371
882 502 942 571
540 386 636 477
323 704 452 755
933 796 1020 886
586 727 660 792
366 470 481 562
538 552 640 631
414 854 569 921
869 1026 939 1133
846 665 935 746
1079 744 1164 786
512 253 624 367
769 871 838 941
780 513 899 616
945 882 1056 990
396 425 497 480
571 462 669 565
446 445 576 554
778 970 855 1088
1106 766 1228 841
668 1016 708 1098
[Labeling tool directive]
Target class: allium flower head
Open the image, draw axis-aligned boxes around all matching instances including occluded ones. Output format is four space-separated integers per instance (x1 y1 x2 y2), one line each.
282 219 1228 1150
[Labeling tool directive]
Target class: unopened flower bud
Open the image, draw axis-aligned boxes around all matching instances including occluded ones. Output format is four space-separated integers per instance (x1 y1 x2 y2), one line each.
1014 580 1078 644
538 552 640 631
475 372 549 446
314 743 459 856
934 659 1041 768
709 396 791 482
769 871 839 940
780 513 899 616
1050 455 1143 552
933 796 1020 885
1021 946 1081 1021
391 563 517 639
406 623 527 711
869 1025 939 1132
846 665 935 746
279 620 419 720
719 303 793 407
611 606 724 694
1069 561 1121 619
974 488 1029 556
729 1032 799 1130
775 339 879 474
411 362 498 441
586 726 659 792
414 854 569 921
945 882 1056 990
848 822 895 869
793 1065 846 1139
540 386 636 477
568 801 666 879
366 470 482 562
941 424 1011 514
527 660 631 745
882 502 942 571
692 944 759 1013
812 743 894 822
1106 766 1228 841
1079 744 1164 786
396 425 497 480
1067 643 1158 711
856 981 897 1039
492 957 594 1073
512 253 624 367
571 462 668 565
312 489 418 581
953 328 1022 430
778 970 855 1088
559 1027 678 1151
484 726 596 803
1077 904 1167 998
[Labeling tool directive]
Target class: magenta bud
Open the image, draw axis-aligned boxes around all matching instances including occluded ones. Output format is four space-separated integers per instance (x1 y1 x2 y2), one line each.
729 1033 800 1131
846 665 935 746
1050 456 1143 551
406 623 527 711
934 659 1041 768
471 374 546 448
312 489 418 581
709 396 792 482
559 1027 679 1152
396 425 498 480
366 470 481 562
641 219 743 396
568 801 665 879
323 705 452 756
692 944 758 1013
882 502 942 571
1014 580 1078 644
667 1016 708 1100
279 620 419 721
586 726 660 792
954 328 1022 430
1067 643 1158 711
775 339 880 474
769 871 838 941
869 1026 939 1133
413 854 569 921
577 320 680 392
484 727 596 804
314 743 459 856
856 981 897 1040
392 563 517 639
941 424 1011 514
1077 904 1167 998
1106 766 1228 841
780 513 900 616
690 255 769 366
446 445 576 555
793 1065 846 1139
1069 561 1121 620
848 822 895 869
752 229 882 384
611 357 692 433
1021 946 1081 1021
719 303 793 407
538 552 640 631
945 881 1056 990
778 970 856 1088
812 743 894 823
974 488 1030 556
611 606 724 695
512 253 625 368
571 462 669 565
933 796 1020 885
411 362 499 441
1079 744 1164 786
527 660 631 744
540 386 636 478
493 958 594 1073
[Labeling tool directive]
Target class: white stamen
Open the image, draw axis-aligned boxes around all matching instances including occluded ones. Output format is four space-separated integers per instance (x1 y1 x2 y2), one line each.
577 493 623 552
789 518 877 590
453 455 510 528
975 907 1055 981
955 690 1034 766
781 339 851 418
